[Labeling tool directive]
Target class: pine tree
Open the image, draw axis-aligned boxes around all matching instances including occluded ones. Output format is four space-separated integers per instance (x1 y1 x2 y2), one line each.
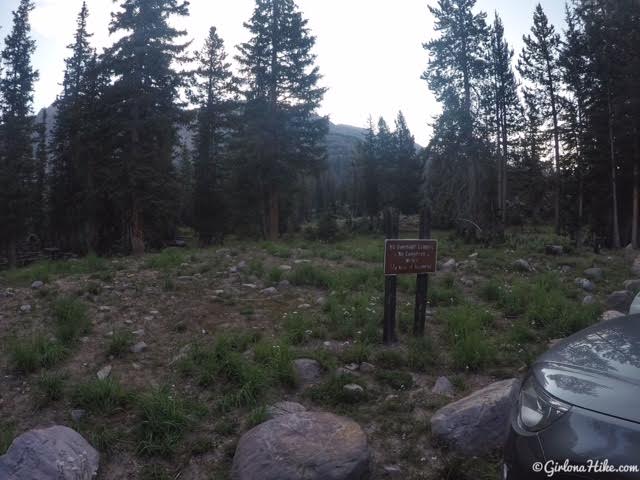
49 1 96 252
517 4 563 234
393 111 420 214
192 26 235 245
488 13 521 225
34 108 47 240
422 0 489 226
236 0 328 240
103 0 190 253
0 0 38 267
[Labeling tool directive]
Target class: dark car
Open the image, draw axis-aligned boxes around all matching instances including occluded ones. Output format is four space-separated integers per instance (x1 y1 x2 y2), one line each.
503 314 640 479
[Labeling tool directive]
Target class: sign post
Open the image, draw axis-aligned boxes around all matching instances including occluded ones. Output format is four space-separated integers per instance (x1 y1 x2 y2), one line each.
414 208 431 336
382 209 437 343
382 208 399 344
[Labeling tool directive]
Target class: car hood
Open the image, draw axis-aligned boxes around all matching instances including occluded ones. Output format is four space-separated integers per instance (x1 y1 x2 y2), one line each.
532 314 640 424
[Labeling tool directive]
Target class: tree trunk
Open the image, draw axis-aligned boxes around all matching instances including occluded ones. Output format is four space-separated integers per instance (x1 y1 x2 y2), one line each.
608 92 621 249
7 238 17 269
633 123 640 249
501 104 508 226
268 187 279 241
130 200 145 255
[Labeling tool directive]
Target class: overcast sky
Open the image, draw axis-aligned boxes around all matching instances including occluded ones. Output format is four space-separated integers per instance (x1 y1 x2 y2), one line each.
0 0 566 145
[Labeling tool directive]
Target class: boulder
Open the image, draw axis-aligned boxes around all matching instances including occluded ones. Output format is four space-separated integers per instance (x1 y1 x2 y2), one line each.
584 268 604 281
0 426 99 479
545 245 564 255
624 279 640 293
430 378 520 456
231 412 370 480
266 401 306 419
512 259 532 272
293 358 322 387
632 255 640 277
432 376 454 397
600 310 625 322
606 290 634 313
439 258 457 273
575 278 595 293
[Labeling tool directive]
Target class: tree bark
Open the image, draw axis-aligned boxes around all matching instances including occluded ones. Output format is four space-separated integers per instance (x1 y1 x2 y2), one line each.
608 91 621 249
268 187 279 241
7 238 17 269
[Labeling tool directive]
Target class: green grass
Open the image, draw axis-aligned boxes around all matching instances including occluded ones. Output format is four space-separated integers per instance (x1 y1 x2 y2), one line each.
261 242 291 258
71 378 129 414
136 388 193 457
253 340 296 387
107 329 134 357
0 253 109 285
374 370 414 390
0 421 15 454
36 371 66 407
287 264 332 288
407 337 437 372
373 349 407 369
146 248 188 271
53 297 90 345
306 373 367 406
8 334 67 373
443 304 496 370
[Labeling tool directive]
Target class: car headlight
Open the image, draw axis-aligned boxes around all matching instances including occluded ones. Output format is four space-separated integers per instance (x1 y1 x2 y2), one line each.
519 375 570 431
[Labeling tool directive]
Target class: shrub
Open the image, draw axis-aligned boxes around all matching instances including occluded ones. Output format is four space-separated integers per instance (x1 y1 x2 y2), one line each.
146 249 187 271
306 373 367 406
8 334 67 373
136 388 192 456
287 264 331 288
53 297 90 345
36 371 66 407
72 378 129 414
107 330 134 357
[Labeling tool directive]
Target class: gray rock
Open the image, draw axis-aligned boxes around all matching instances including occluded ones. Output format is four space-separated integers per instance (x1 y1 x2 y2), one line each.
19 304 32 313
96 365 112 380
343 384 364 395
278 280 291 289
279 265 292 271
575 278 595 293
430 378 520 456
582 295 596 305
130 341 147 354
383 465 402 477
237 261 248 271
545 245 564 255
266 401 306 419
0 426 99 479
231 412 370 480
30 280 44 290
359 362 375 373
261 287 278 296
70 409 86 423
293 358 322 387
432 376 454 397
607 290 634 312
468 252 479 259
600 310 625 322
177 276 194 281
345 363 359 372
624 279 640 293
584 267 604 281
439 258 457 273
316 296 327 306
632 255 640 277
513 259 532 272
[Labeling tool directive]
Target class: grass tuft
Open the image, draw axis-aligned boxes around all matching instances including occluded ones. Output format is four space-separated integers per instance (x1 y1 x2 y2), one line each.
53 297 90 345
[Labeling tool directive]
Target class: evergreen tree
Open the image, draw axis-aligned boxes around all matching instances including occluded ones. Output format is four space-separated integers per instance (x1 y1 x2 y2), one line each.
49 1 96 252
393 111 420 214
102 0 190 253
517 4 563 234
0 0 38 267
177 140 194 228
236 0 328 239
34 108 47 240
422 0 490 227
192 26 235 245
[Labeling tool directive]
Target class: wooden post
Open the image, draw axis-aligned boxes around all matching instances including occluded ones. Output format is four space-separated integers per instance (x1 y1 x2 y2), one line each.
383 208 399 344
413 207 431 337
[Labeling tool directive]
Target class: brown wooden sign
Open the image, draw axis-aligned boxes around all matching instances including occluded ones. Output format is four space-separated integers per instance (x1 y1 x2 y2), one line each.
384 239 438 276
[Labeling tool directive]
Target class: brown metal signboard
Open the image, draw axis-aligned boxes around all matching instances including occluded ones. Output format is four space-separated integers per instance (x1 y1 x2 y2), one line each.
384 239 438 275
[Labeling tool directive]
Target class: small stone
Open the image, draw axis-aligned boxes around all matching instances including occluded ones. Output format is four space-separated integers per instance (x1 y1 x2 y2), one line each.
359 362 375 373
228 266 238 274
584 267 604 281
316 296 326 306
132 329 144 336
261 287 278 296
439 258 457 273
293 358 322 387
575 278 595 293
513 259 532 272
345 363 359 371
278 280 291 289
30 280 44 290
343 383 364 395
279 265 292 271
177 276 194 281
582 295 595 305
19 304 32 313
600 310 625 322
432 376 455 397
98 306 111 312
70 409 86 422
548 338 562 348
468 252 478 259
298 303 311 309
383 465 402 477
96 365 112 380
545 245 564 255
130 341 147 354
242 283 257 289
237 261 248 271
